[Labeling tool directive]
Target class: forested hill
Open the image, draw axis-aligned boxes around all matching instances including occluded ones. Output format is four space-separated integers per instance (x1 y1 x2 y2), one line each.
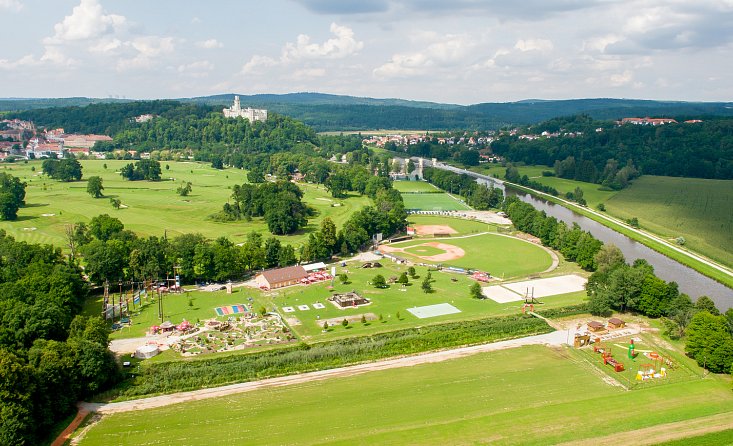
492 115 733 180
5 94 733 132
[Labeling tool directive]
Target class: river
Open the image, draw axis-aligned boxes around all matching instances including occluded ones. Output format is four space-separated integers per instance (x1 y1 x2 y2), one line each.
431 162 733 310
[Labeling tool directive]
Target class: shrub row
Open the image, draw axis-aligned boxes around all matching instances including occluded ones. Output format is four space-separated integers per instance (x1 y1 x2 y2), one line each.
120 314 552 398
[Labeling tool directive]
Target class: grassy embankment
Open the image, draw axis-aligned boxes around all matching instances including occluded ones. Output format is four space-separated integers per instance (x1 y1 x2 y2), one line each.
0 159 370 247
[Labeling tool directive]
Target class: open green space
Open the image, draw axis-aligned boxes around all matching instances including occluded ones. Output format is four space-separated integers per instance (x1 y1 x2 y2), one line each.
408 214 503 233
387 233 553 276
0 160 370 247
656 429 733 445
403 244 445 256
605 175 733 268
392 180 440 193
75 345 733 446
401 191 472 211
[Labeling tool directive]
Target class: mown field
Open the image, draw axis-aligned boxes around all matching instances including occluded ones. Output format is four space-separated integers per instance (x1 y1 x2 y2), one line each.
604 176 733 268
401 191 472 211
75 344 733 445
0 160 370 247
392 180 441 193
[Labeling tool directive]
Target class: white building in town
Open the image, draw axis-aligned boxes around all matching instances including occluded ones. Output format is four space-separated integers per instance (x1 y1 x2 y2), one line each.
223 96 268 122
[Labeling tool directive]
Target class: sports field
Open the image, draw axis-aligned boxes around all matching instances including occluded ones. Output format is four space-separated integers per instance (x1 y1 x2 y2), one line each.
383 233 553 276
604 175 733 268
392 180 440 193
401 191 472 211
0 160 370 247
74 345 733 445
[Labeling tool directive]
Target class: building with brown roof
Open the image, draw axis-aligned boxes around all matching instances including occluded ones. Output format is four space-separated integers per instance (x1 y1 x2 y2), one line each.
608 318 626 329
255 265 308 290
587 321 605 332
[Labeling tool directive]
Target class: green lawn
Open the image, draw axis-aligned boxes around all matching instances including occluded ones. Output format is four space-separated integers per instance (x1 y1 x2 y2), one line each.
656 429 733 445
403 245 445 256
408 214 504 233
386 233 553 276
392 180 440 193
604 175 733 268
75 345 733 446
401 192 472 211
0 160 370 248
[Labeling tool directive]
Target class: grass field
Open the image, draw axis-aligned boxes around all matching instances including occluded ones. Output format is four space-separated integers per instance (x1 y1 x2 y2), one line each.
392 180 440 193
0 160 370 247
75 345 733 446
385 233 553 276
401 191 472 211
604 176 733 268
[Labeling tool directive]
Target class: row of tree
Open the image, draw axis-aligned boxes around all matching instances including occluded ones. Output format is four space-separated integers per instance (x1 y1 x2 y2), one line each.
41 158 83 182
0 231 118 444
491 116 733 180
422 167 503 209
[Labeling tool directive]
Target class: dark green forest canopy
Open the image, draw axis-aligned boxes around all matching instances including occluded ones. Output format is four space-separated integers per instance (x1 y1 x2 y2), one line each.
492 116 733 180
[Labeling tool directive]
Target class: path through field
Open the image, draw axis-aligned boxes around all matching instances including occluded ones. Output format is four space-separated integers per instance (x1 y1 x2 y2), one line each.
556 412 733 446
81 329 572 415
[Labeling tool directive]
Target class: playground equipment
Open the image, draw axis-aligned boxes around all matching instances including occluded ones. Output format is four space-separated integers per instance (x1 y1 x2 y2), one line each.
628 339 638 359
521 303 535 314
574 334 591 348
593 342 625 372
636 364 667 381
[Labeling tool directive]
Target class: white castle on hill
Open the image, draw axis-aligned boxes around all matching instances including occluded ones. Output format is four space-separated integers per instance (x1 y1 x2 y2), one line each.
223 96 268 122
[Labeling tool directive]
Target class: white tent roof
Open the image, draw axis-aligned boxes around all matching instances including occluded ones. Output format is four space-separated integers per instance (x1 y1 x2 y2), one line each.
302 262 327 272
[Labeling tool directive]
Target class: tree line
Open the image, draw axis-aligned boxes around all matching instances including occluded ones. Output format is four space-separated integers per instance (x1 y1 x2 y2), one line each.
423 167 503 210
0 231 118 445
491 116 733 181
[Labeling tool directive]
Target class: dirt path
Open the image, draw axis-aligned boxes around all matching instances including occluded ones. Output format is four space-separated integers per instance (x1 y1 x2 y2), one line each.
556 411 733 446
51 408 89 446
80 329 569 415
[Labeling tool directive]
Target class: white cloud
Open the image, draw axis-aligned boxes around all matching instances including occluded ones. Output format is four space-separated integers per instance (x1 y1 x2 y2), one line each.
292 67 326 79
609 69 633 86
177 60 214 78
0 0 22 12
44 0 126 44
118 36 175 70
283 23 363 61
514 39 554 52
242 22 362 74
89 38 123 54
0 55 37 70
197 39 223 49
373 33 474 78
40 46 77 66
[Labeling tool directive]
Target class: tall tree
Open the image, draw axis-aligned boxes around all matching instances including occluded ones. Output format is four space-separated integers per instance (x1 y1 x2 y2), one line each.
86 176 104 198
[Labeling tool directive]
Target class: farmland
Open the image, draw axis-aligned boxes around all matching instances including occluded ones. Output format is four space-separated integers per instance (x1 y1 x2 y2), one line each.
75 344 733 445
0 160 370 247
604 176 733 268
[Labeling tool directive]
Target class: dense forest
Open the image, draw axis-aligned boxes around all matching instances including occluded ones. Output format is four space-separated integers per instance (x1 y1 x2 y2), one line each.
7 95 733 131
0 231 119 444
491 115 733 180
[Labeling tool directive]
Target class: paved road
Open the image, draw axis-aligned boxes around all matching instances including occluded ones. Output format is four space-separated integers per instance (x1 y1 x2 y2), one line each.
82 329 571 415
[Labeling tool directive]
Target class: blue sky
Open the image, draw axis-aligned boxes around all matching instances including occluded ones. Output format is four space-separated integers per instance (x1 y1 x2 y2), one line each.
1 0 732 104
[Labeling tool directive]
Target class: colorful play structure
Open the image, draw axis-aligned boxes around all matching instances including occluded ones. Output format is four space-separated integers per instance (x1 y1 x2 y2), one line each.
214 304 249 317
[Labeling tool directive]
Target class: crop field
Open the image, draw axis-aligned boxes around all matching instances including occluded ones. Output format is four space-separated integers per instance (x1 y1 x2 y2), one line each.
75 345 733 445
604 176 733 268
383 233 553 276
401 191 472 211
0 160 370 247
392 180 440 193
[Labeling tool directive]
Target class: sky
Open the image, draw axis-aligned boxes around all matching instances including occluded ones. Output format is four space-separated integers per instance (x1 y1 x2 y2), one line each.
1 0 733 104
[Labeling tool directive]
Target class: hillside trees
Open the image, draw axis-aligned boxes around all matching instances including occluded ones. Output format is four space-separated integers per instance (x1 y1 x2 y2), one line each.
120 159 162 181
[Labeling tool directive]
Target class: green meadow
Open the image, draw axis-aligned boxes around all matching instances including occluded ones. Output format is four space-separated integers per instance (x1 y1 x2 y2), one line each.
401 191 472 211
392 180 441 193
75 345 733 446
0 160 370 247
604 175 733 268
